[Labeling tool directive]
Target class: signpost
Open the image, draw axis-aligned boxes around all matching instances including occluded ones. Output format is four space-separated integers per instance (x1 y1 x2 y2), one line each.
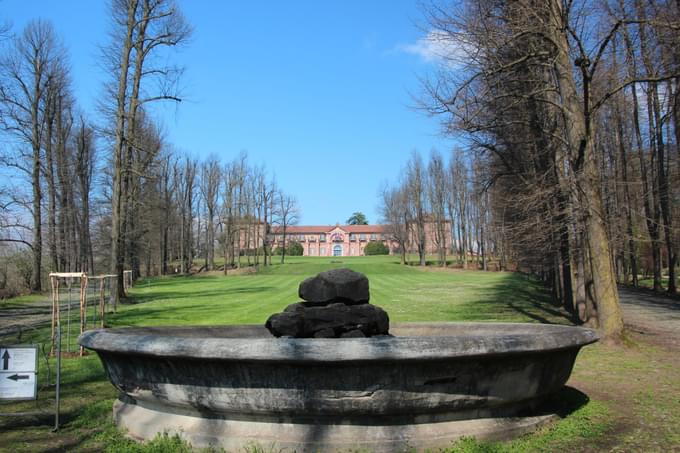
0 346 38 401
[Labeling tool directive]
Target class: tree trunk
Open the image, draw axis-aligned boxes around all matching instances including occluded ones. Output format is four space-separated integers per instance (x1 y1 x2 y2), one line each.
30 85 42 290
44 103 58 272
111 0 138 302
550 1 623 339
31 141 42 291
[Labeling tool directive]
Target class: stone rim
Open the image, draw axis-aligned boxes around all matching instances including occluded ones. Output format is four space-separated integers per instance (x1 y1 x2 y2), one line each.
79 322 599 362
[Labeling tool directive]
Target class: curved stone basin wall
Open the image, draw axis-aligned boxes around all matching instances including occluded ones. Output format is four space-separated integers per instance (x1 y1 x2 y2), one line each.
79 322 598 452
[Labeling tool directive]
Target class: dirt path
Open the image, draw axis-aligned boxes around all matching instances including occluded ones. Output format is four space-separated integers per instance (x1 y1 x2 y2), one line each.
0 298 53 338
567 287 680 452
0 298 97 338
618 286 680 347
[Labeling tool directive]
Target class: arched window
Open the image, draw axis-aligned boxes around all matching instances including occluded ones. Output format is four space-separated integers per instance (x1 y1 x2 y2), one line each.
333 245 342 257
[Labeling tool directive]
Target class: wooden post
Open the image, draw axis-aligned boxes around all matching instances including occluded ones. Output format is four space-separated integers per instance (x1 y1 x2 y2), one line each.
50 276 59 356
123 270 133 293
79 275 88 356
99 278 105 328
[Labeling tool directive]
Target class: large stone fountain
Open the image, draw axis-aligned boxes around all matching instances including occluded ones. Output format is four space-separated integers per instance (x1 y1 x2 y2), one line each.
79 268 598 452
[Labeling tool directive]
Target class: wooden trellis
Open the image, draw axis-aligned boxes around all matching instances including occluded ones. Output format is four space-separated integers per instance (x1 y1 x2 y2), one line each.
49 272 87 356
49 272 124 357
87 274 117 327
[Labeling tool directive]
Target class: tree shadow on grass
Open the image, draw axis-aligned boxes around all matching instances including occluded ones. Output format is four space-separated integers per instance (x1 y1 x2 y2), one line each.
471 273 575 325
0 368 112 434
125 286 276 305
0 397 115 453
108 298 277 326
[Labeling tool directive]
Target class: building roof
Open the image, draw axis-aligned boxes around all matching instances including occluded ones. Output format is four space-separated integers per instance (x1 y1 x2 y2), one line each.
271 224 388 234
342 225 387 233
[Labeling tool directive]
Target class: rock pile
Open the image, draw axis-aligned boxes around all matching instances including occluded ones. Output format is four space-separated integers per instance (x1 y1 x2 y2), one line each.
265 268 389 338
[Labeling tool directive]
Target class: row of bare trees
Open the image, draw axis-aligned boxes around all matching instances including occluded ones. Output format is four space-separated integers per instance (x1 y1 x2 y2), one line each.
199 152 299 271
381 149 494 270
0 3 298 300
413 0 680 340
124 150 297 279
0 20 96 292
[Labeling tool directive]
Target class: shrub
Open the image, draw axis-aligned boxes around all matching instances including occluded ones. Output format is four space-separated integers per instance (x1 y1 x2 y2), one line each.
287 241 304 256
364 241 389 255
274 241 304 256
0 250 33 298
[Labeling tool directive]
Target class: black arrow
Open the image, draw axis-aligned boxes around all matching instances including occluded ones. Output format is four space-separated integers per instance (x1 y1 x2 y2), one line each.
7 374 29 381
1 350 8 370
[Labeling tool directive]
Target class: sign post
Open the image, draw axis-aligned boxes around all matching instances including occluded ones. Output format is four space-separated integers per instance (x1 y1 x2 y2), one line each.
0 346 38 401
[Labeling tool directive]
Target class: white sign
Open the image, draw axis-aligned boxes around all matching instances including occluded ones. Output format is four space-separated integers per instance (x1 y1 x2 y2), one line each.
0 346 38 400
0 371 37 399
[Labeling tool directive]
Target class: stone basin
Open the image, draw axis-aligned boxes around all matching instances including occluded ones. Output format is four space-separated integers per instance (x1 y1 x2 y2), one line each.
79 322 598 452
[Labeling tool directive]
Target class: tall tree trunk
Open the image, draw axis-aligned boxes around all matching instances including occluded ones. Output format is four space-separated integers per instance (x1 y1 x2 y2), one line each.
551 1 623 339
55 95 71 271
31 140 42 291
30 88 43 289
650 85 676 294
111 0 138 302
44 103 58 272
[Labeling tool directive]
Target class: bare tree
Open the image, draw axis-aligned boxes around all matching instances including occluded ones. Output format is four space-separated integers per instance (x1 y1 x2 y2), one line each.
449 154 469 269
259 171 277 266
200 156 220 271
380 184 410 265
105 0 191 301
428 150 448 266
405 151 428 266
74 115 95 274
157 151 175 274
218 153 249 272
276 192 300 264
175 157 196 274
0 20 66 290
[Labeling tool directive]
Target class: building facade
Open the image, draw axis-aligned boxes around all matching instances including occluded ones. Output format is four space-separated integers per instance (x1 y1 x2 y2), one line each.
269 223 451 257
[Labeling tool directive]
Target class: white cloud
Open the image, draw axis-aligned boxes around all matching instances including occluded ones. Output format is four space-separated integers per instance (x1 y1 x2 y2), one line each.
397 30 467 64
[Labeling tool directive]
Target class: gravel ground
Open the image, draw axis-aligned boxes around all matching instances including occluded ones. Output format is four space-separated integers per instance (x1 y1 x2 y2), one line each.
618 286 680 346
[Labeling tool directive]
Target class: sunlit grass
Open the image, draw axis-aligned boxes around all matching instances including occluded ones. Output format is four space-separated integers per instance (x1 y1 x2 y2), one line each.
115 255 571 328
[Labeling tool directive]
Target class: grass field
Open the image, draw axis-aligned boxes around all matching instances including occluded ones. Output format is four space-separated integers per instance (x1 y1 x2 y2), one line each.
0 256 677 452
0 292 49 308
116 256 570 328
637 275 680 292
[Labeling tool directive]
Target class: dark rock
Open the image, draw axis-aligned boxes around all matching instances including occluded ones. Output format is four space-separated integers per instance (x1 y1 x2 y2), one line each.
283 302 306 313
313 328 336 338
265 312 303 338
298 268 369 305
340 329 366 338
265 302 390 338
266 269 388 338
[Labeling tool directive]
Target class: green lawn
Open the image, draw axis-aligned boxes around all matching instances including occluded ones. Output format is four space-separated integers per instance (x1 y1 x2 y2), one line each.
0 292 48 308
116 256 570 328
637 276 680 291
4 256 675 452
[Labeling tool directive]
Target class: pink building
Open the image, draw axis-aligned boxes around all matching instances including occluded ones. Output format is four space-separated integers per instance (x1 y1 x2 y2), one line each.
269 223 452 257
270 225 394 257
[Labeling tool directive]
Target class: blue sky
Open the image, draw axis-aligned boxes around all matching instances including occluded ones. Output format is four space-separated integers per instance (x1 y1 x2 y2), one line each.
3 1 452 225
